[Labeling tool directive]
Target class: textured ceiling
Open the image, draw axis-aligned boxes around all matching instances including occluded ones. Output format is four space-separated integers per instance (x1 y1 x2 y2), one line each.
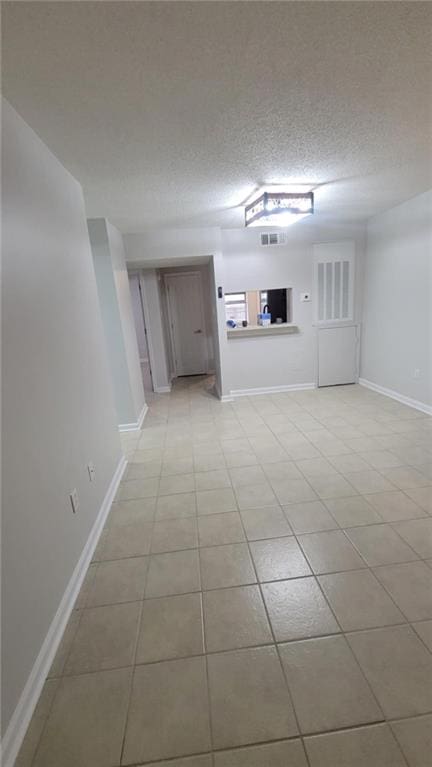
2 1 432 232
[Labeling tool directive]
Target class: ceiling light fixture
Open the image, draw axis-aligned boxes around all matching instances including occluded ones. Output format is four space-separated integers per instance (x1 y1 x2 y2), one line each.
244 187 314 228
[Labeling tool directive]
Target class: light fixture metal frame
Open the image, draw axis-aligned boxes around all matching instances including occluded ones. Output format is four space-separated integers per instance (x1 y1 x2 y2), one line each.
245 190 314 227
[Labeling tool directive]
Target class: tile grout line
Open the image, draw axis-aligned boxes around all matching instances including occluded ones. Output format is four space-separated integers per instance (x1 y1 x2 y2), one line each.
49 605 432 684
31 578 96 763
200 589 217 764
234 502 313 767
28 679 61 767
118 437 159 767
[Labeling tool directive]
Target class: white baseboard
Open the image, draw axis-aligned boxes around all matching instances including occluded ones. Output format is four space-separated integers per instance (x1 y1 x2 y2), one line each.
213 381 232 402
1 455 127 767
154 384 171 394
220 394 235 403
118 401 148 432
359 378 432 416
230 382 316 398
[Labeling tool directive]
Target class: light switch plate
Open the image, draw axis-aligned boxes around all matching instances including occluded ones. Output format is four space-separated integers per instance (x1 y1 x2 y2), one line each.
87 462 95 482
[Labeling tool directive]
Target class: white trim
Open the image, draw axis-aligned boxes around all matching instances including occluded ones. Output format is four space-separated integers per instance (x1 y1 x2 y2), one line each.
138 273 159 394
1 455 127 767
313 321 360 329
359 378 432 416
153 384 172 394
214 382 234 403
230 382 316 398
118 401 148 432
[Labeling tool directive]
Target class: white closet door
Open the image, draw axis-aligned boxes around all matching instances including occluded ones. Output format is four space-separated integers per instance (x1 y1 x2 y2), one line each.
318 325 358 387
165 273 208 376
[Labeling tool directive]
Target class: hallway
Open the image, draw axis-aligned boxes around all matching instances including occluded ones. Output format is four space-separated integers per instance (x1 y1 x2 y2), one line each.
18 377 432 766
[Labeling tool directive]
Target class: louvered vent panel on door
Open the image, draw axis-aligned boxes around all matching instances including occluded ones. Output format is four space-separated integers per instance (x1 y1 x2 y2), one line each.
313 242 355 323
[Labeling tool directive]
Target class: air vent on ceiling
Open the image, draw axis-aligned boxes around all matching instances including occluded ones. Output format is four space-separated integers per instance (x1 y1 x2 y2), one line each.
260 232 287 246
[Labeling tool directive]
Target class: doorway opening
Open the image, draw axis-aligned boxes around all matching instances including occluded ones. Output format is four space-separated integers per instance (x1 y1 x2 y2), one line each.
128 258 220 397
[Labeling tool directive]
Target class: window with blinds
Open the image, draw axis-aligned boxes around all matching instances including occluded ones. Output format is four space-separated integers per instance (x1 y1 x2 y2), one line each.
313 242 355 323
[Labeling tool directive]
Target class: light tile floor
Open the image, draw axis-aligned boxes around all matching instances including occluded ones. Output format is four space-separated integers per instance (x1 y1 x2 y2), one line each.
17 376 432 766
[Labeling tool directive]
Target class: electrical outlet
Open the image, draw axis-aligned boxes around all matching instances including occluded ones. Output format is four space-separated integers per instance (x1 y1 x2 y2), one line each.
300 292 311 302
70 488 80 514
87 462 96 482
414 368 421 379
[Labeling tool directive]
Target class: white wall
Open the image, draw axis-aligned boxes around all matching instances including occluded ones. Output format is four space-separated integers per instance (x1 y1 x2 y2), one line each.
2 101 122 738
200 264 216 373
123 222 366 397
88 218 145 426
129 273 148 360
140 270 171 392
209 251 227 397
125 227 221 264
158 274 176 381
222 231 315 392
89 219 135 424
361 189 432 407
221 225 365 393
107 221 145 420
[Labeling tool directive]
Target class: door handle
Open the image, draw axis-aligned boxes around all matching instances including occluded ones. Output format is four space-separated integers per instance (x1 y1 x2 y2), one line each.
194 329 203 334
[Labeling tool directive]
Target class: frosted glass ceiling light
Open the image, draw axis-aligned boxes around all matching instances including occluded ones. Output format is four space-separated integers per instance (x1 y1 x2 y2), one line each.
245 189 314 228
